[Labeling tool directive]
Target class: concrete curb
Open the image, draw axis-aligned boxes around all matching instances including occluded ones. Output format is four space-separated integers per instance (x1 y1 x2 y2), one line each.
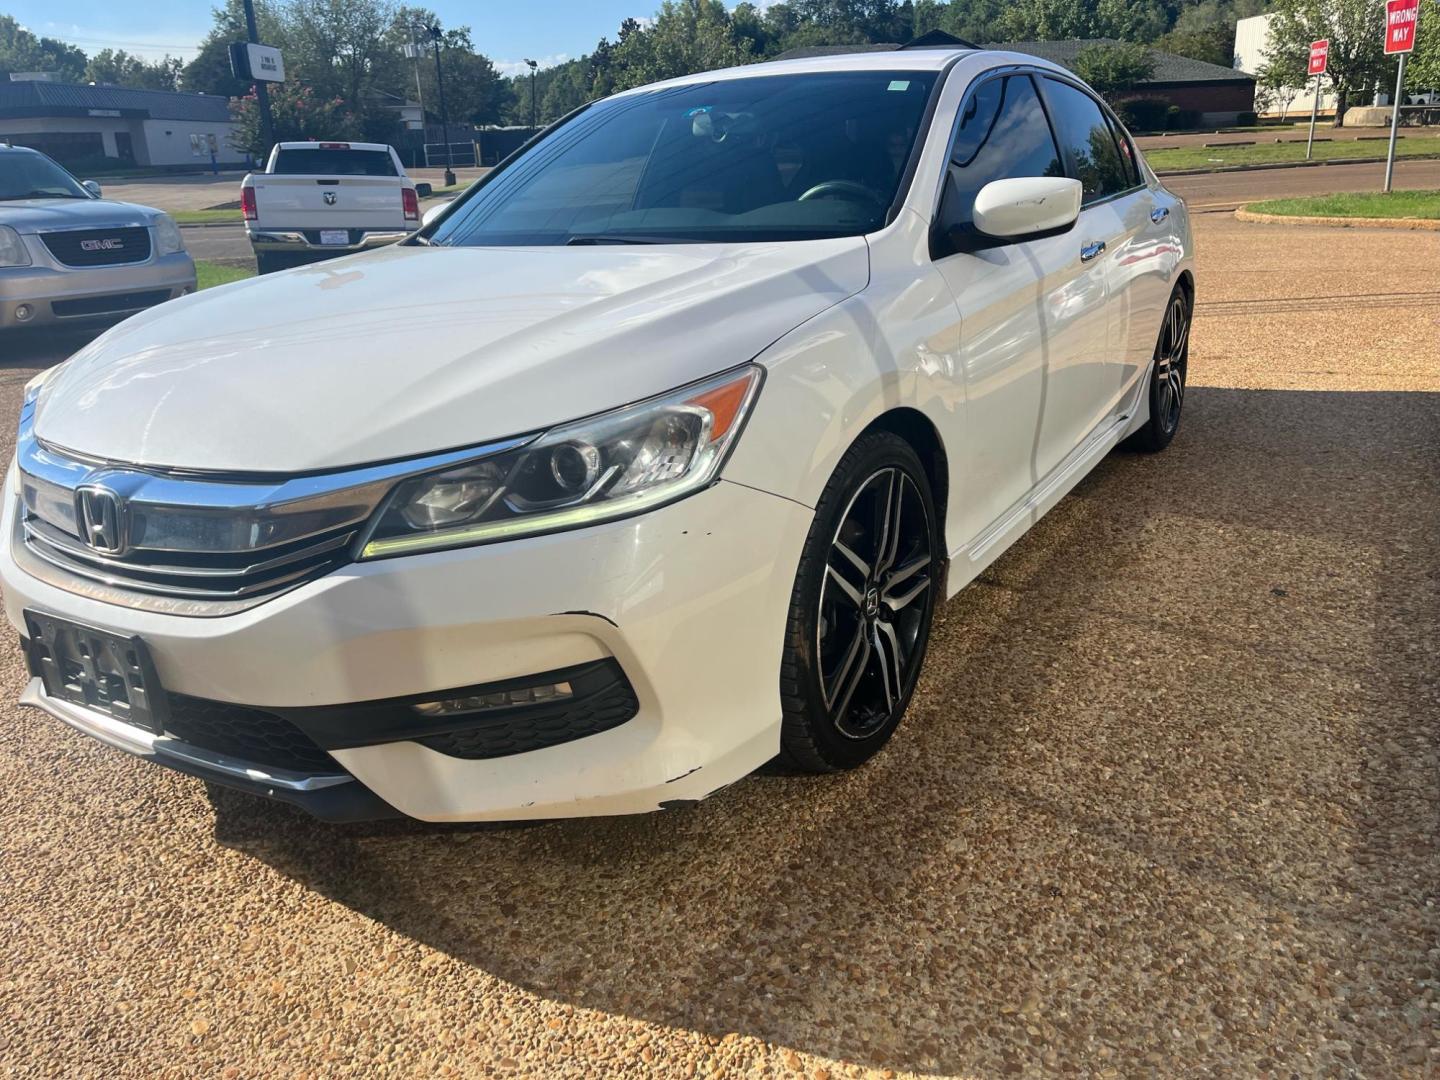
1234 207 1440 230
1155 152 1440 177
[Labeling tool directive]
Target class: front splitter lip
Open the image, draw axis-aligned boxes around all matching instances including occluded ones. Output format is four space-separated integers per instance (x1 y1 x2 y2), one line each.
18 677 401 822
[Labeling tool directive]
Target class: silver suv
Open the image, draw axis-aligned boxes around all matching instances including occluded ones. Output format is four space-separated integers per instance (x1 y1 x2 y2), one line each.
0 144 196 329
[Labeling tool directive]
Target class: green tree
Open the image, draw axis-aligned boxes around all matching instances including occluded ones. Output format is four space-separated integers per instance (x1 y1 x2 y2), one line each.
0 14 87 81
609 1 758 91
1261 0 1388 125
229 81 360 157
1154 26 1236 66
1409 5 1438 92
183 0 287 96
85 49 184 90
1073 41 1157 95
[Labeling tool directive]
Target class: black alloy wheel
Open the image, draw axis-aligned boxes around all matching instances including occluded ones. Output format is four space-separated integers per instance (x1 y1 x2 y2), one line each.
779 431 941 772
1125 284 1192 453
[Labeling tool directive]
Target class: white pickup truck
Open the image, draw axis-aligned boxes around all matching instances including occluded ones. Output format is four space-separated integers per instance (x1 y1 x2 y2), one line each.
241 141 430 273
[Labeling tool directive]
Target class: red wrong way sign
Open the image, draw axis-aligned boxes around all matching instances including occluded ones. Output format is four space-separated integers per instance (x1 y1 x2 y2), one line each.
1308 39 1329 76
1385 0 1419 54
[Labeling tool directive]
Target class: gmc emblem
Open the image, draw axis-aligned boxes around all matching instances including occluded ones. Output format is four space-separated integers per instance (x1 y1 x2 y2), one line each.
80 238 125 252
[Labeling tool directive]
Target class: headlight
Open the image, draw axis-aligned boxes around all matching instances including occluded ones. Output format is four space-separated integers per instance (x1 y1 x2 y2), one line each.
0 226 31 268
153 214 185 256
359 364 763 558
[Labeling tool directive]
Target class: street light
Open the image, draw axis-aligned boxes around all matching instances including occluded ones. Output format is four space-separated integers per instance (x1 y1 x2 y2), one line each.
524 59 538 135
428 24 456 187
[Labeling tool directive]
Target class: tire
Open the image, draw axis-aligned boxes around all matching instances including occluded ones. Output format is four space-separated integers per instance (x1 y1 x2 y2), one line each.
1123 283 1192 453
777 430 942 773
255 252 288 275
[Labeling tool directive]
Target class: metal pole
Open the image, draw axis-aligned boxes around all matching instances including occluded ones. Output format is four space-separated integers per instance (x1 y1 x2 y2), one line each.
531 70 537 133
430 27 456 187
1384 52 1407 193
241 0 275 157
1306 73 1321 159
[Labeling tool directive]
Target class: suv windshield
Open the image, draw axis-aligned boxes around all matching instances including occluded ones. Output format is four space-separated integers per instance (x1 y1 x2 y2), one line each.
430 70 939 247
271 148 398 176
0 150 90 201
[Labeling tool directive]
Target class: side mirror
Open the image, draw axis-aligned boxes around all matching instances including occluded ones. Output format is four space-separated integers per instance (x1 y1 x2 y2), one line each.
421 200 452 228
414 182 433 198
972 176 1082 240
82 180 102 198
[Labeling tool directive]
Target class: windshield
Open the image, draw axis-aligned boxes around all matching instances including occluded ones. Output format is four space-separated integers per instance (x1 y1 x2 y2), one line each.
430 70 939 246
271 147 398 176
0 150 90 201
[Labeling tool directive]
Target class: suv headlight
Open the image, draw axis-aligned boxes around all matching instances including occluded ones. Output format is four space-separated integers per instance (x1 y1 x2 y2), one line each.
0 226 31 268
153 214 185 256
359 364 763 559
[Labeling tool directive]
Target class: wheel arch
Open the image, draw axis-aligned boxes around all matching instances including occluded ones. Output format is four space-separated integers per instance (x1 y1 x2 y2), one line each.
857 407 952 592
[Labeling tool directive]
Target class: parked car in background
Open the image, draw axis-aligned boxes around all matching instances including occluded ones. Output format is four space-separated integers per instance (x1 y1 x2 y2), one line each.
6 47 1192 825
0 144 195 329
242 141 428 273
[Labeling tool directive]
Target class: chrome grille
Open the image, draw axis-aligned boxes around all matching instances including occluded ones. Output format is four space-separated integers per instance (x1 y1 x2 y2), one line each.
21 511 355 599
11 414 535 615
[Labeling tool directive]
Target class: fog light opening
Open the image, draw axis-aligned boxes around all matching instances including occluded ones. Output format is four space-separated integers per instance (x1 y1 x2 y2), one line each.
14 304 33 322
412 680 574 718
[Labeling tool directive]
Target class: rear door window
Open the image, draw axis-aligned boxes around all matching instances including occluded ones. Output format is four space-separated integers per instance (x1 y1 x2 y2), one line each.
1040 79 1133 205
271 148 397 176
944 74 1065 232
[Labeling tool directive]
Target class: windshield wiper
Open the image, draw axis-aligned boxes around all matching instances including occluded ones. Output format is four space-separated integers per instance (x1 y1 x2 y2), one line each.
566 235 672 246
0 190 86 201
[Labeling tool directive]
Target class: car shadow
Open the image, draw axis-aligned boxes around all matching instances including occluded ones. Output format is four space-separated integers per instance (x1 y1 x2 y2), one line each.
213 385 1440 1076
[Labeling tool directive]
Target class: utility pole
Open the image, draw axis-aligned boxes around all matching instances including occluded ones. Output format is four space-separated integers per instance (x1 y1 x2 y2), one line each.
241 0 275 157
402 39 427 169
525 59 538 134
429 24 456 187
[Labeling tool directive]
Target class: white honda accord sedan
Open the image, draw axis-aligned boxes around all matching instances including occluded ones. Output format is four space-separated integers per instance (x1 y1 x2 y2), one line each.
4 45 1192 823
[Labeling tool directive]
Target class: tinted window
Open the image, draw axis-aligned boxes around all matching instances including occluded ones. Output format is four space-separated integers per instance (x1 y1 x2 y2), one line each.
271 148 397 176
1041 79 1132 204
944 75 1063 231
0 150 89 200
1108 115 1141 188
429 71 938 246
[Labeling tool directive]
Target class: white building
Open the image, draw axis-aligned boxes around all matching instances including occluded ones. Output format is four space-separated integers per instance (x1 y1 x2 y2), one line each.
0 78 245 169
1235 12 1338 119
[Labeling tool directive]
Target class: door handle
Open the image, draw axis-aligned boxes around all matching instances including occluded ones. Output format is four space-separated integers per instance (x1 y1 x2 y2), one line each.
1150 206 1170 224
1080 240 1106 263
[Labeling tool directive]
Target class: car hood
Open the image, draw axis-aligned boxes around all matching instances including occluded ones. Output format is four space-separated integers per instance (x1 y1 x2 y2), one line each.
2 198 159 233
35 239 870 473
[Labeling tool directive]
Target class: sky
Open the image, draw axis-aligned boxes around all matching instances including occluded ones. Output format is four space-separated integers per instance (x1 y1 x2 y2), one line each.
5 1 666 77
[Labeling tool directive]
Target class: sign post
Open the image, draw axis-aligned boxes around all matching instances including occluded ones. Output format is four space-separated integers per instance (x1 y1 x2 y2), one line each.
1305 39 1329 160
1382 0 1420 192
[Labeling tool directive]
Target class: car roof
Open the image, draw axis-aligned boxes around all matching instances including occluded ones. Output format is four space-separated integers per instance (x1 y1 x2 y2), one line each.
611 47 1069 98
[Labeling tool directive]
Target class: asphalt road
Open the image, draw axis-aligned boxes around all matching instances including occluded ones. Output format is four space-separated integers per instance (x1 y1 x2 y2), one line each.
1166 158 1440 211
2 211 1437 1077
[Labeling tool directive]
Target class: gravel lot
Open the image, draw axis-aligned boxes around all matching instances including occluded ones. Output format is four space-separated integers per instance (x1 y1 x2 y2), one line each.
1 213 1437 1078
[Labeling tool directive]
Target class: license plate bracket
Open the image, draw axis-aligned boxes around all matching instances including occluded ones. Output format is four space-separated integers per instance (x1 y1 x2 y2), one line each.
24 611 168 734
319 229 349 246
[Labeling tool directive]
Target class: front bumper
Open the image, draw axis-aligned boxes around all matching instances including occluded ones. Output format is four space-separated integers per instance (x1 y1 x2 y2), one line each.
0 253 197 328
2 479 812 822
247 228 410 255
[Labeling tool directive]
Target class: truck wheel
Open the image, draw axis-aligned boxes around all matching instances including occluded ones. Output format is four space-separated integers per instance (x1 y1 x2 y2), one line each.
255 252 287 275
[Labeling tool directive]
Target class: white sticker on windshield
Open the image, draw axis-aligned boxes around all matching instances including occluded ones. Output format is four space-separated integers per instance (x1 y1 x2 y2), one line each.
887 80 910 91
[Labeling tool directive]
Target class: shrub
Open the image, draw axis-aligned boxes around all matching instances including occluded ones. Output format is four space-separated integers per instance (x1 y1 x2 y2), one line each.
1166 105 1202 130
1114 97 1171 132
1235 111 1259 126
